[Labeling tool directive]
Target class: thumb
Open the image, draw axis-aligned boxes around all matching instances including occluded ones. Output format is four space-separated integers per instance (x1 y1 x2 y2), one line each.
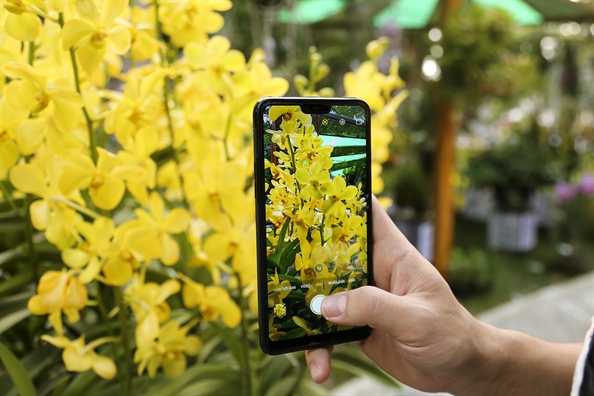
321 286 408 334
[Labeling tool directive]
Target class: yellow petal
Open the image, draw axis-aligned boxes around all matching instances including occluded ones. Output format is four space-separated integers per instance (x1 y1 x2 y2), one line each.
41 334 70 348
107 25 131 55
78 256 102 284
163 208 191 234
268 106 288 124
184 335 202 356
58 166 92 196
29 199 48 231
148 191 164 220
162 356 186 378
0 140 19 177
77 43 106 76
92 355 117 379
62 249 90 269
156 280 180 304
160 233 179 266
185 43 208 69
135 311 159 346
90 177 125 210
10 164 48 197
221 50 245 72
27 295 48 315
5 12 41 42
61 19 94 50
220 299 241 328
17 117 47 155
63 348 93 372
206 36 230 61
64 277 88 311
101 0 126 27
103 258 132 286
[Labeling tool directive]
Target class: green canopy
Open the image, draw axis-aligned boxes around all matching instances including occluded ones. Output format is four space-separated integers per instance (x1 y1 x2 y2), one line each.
278 0 345 24
373 0 593 29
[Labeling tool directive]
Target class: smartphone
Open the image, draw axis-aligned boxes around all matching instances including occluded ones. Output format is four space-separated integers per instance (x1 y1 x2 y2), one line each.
253 97 373 355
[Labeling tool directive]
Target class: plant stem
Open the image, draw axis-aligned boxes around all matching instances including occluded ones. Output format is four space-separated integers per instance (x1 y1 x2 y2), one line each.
0 182 23 217
223 114 233 161
28 42 35 65
58 13 98 164
52 196 100 220
114 287 132 396
23 194 39 280
235 273 254 396
94 281 119 362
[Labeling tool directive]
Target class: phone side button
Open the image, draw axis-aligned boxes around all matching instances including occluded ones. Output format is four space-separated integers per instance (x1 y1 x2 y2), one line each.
310 294 324 315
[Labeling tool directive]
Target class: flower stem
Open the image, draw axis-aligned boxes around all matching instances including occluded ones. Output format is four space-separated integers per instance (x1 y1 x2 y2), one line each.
235 273 255 396
24 194 39 280
0 182 23 217
28 42 35 65
223 114 233 161
58 13 98 164
51 196 100 220
95 281 119 362
114 287 132 396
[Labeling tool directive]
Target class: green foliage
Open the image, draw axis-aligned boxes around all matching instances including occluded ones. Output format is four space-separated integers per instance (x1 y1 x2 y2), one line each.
466 126 563 211
448 248 492 291
393 159 431 217
437 4 540 106
0 341 38 396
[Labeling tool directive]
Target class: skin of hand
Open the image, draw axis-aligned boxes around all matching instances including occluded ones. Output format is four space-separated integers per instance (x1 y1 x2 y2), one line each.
305 195 581 395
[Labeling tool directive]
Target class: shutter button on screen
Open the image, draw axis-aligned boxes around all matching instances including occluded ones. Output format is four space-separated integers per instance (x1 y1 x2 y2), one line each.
310 294 324 315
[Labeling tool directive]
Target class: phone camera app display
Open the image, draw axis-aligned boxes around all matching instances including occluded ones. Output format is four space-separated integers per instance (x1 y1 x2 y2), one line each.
262 104 369 342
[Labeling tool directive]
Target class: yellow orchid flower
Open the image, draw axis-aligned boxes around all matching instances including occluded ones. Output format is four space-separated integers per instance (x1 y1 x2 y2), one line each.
134 320 202 378
42 333 118 380
61 0 131 76
267 269 291 308
135 192 191 265
292 316 322 336
320 176 359 217
58 147 146 210
127 5 161 61
3 0 48 41
2 62 84 134
178 273 241 329
0 99 27 178
295 239 327 282
61 217 114 284
9 156 82 249
158 0 232 47
125 269 180 346
28 269 88 322
343 60 385 112
102 220 160 286
268 315 286 341
185 35 245 95
295 161 331 201
268 105 312 132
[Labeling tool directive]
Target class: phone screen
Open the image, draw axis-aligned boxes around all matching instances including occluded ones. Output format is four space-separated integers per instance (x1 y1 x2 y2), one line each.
257 102 371 348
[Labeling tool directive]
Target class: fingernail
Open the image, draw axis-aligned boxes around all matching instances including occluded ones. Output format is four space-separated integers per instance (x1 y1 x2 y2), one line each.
321 293 346 318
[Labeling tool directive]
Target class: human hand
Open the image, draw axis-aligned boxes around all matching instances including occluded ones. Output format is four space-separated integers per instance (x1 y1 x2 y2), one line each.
305 195 495 394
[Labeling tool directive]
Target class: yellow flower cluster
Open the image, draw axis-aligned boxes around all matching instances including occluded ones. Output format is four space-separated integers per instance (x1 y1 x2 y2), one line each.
1 0 405 383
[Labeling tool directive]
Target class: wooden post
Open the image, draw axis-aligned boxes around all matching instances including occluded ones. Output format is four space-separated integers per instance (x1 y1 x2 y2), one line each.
433 0 462 278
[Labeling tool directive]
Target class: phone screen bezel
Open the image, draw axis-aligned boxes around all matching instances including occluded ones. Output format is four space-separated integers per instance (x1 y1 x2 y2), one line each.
253 97 374 355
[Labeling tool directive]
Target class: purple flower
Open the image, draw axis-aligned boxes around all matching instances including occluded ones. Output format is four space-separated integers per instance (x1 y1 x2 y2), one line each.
556 181 577 202
579 174 594 196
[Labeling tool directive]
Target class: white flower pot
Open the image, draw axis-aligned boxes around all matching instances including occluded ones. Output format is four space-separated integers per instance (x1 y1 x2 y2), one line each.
487 211 538 252
394 220 435 261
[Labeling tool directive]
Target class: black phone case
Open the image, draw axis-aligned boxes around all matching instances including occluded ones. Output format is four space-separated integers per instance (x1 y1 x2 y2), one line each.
253 97 374 355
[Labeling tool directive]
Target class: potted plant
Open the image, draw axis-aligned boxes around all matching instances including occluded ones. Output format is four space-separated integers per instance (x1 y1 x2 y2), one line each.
466 128 562 252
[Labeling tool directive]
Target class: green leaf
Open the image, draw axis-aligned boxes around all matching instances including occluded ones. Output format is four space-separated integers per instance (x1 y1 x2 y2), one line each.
0 308 31 334
51 375 70 396
0 344 61 396
0 341 38 396
63 370 101 396
210 322 248 375
146 364 240 396
0 214 26 232
257 355 293 395
0 290 33 315
298 378 330 396
331 345 401 388
0 271 35 295
197 335 222 364
178 378 241 396
279 238 300 273
264 365 306 396
0 248 25 267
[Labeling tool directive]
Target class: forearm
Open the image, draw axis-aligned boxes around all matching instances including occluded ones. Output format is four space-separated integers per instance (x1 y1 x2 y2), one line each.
454 322 582 396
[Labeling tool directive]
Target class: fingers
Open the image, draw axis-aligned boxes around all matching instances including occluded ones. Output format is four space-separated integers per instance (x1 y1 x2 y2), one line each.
305 346 333 383
321 286 409 334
